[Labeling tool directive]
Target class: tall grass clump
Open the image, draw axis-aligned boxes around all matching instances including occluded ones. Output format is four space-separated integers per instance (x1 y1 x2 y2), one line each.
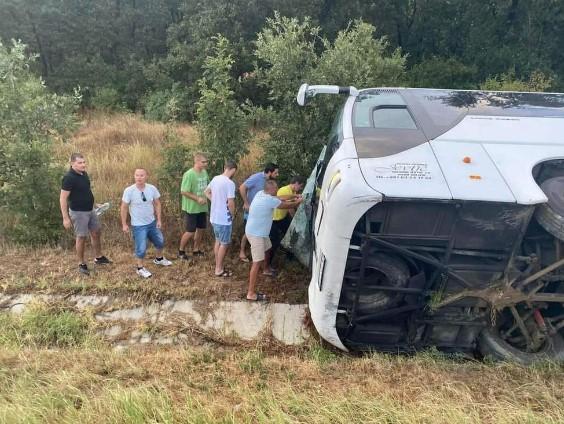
0 304 94 348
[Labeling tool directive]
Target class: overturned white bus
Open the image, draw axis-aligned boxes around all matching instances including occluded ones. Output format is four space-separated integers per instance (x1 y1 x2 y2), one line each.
293 84 564 363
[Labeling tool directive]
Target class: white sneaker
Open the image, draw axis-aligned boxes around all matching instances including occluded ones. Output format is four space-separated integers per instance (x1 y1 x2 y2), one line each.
153 257 172 266
136 267 152 278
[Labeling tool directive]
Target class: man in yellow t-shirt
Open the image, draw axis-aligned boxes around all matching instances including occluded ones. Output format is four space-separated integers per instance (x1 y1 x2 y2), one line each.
269 175 305 266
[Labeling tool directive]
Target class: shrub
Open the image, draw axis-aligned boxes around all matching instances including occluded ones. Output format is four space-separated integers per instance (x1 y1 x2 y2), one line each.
0 39 78 245
143 83 191 122
91 86 125 111
480 68 553 92
196 35 250 176
157 126 193 216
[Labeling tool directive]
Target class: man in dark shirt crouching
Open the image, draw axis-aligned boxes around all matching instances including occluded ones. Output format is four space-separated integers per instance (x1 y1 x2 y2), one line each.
59 153 111 275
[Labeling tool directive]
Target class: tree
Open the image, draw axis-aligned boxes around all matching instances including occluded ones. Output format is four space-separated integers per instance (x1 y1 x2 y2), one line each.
0 0 180 110
0 39 78 244
481 69 553 92
255 15 406 178
408 56 478 89
195 35 250 176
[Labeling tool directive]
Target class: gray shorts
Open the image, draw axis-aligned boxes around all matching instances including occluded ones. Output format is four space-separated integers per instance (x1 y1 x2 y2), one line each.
69 209 100 237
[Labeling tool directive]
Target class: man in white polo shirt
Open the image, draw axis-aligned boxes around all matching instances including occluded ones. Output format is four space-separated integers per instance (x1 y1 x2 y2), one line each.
245 180 302 301
121 168 172 278
204 160 237 277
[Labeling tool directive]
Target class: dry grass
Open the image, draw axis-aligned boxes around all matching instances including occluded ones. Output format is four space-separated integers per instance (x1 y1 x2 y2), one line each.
0 241 308 303
54 111 197 213
50 112 268 241
0 112 310 301
53 112 263 228
0 343 562 423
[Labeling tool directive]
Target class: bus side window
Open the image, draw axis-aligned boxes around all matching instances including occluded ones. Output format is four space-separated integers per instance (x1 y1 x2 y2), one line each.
318 105 344 186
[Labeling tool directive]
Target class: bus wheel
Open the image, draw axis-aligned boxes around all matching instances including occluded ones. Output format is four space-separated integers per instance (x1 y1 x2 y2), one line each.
479 302 564 364
535 176 564 241
354 253 410 313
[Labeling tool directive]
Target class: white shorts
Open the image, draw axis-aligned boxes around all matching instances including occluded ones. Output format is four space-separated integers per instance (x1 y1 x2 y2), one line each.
246 234 272 262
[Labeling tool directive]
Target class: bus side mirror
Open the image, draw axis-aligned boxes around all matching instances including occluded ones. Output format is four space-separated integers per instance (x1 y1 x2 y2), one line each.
296 83 359 107
297 83 309 106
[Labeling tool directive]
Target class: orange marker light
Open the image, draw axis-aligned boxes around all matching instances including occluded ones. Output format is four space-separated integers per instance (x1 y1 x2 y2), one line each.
463 156 472 163
469 175 482 180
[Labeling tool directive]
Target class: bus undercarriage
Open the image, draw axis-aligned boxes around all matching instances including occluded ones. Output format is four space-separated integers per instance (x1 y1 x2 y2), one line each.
335 197 564 362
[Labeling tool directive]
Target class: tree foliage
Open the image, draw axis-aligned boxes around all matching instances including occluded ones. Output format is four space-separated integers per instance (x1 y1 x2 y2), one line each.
2 0 564 116
480 69 553 92
408 57 478 89
196 35 250 176
157 126 193 216
255 15 406 177
0 40 78 244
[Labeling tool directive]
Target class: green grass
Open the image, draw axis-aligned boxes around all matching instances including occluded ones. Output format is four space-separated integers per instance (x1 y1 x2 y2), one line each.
0 305 562 423
305 339 340 366
0 304 96 349
0 344 562 423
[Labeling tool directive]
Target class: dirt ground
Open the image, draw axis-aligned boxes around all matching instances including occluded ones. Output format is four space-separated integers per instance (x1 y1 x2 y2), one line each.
0 240 309 304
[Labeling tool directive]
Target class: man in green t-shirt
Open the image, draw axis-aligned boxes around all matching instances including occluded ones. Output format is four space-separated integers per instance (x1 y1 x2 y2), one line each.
178 153 209 259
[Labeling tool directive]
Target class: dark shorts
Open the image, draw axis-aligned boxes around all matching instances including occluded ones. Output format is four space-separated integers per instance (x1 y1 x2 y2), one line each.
183 212 207 233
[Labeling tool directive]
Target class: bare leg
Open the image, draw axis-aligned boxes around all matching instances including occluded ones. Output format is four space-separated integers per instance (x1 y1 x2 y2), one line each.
193 228 204 252
247 261 262 299
263 249 274 274
214 240 220 271
76 237 87 264
239 234 248 259
90 229 102 257
215 244 229 274
136 257 144 268
179 232 194 251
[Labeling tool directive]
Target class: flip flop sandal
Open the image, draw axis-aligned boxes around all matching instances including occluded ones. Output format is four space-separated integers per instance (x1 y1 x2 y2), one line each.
247 293 267 302
214 269 233 277
239 256 250 263
262 270 277 277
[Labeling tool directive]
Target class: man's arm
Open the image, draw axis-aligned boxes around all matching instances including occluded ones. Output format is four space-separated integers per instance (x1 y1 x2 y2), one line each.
277 198 303 210
60 190 72 229
277 194 298 201
120 201 130 232
153 198 163 228
239 183 250 210
181 190 202 202
227 198 235 217
204 186 212 201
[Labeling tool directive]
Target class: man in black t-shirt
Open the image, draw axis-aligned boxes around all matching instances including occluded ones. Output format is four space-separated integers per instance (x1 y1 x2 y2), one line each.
60 153 111 275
